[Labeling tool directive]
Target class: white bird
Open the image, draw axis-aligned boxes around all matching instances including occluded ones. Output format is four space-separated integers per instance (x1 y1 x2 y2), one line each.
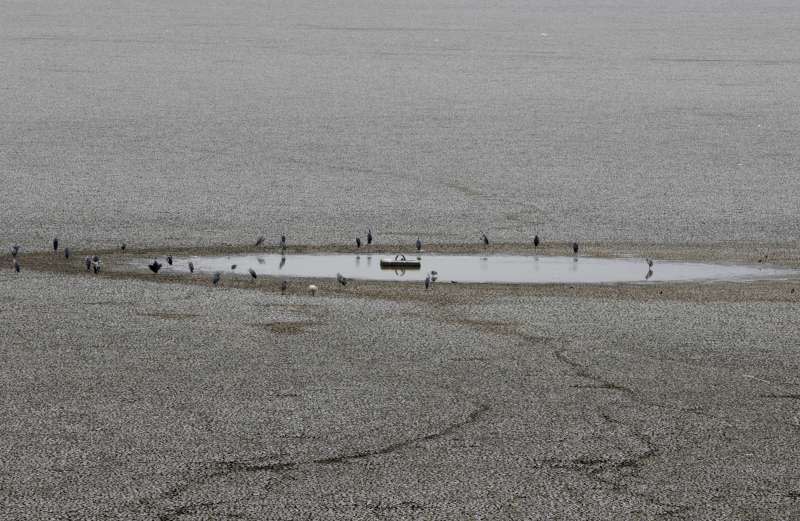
308 284 318 296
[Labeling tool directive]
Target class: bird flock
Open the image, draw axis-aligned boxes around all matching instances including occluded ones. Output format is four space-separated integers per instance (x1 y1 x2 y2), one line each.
6 231 659 290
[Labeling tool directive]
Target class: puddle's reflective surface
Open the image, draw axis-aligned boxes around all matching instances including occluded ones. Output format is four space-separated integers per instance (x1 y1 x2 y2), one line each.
136 253 795 284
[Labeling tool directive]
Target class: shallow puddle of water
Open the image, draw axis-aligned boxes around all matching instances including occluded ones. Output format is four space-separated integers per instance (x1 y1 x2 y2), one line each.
135 253 795 284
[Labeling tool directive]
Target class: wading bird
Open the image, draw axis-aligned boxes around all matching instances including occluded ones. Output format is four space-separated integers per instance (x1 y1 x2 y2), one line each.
356 237 361 248
308 284 318 296
533 235 540 248
212 272 221 286
646 258 654 269
231 264 237 271
416 238 422 252
572 242 579 255
481 233 489 248
367 229 373 245
249 268 257 279
279 256 286 269
53 238 58 252
64 248 70 259
430 270 438 282
425 273 431 290
280 235 286 251
121 243 126 252
167 255 173 266
13 259 20 273
645 269 654 281
337 272 348 286
148 260 162 273
10 245 19 257
188 261 195 274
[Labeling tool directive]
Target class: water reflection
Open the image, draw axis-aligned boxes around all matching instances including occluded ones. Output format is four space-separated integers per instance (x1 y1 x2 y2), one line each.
143 253 794 284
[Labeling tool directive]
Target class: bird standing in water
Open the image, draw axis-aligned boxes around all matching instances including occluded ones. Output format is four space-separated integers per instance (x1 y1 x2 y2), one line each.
148 260 162 273
188 262 195 274
280 235 286 251
167 255 173 266
248 268 257 279
212 272 222 286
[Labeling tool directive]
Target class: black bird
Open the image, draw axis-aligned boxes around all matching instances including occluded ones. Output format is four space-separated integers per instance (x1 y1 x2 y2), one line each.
188 261 195 274
255 236 265 247
646 258 654 269
280 235 286 251
212 272 222 286
533 235 540 248
336 272 348 286
149 260 162 273
248 268 257 279
279 256 286 269
64 247 70 259
425 273 431 290
645 269 654 281
481 233 489 247
367 229 373 245
53 237 58 252
167 255 173 266
121 243 126 252
430 270 438 283
85 256 92 271
356 237 362 248
281 280 288 294
416 238 422 252
231 264 237 270
92 260 101 274
10 245 19 257
92 255 99 263
13 259 20 273
572 242 579 255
